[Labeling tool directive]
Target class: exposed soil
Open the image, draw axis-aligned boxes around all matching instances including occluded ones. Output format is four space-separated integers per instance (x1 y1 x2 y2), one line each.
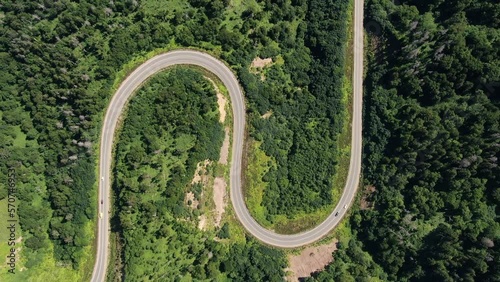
191 160 210 185
185 73 231 229
185 191 199 210
219 127 230 165
187 160 211 230
251 57 273 68
261 110 272 119
250 57 273 80
198 214 207 230
213 177 227 227
287 240 338 281
217 93 227 123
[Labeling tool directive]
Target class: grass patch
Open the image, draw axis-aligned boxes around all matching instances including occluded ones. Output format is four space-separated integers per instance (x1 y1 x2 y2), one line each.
0 204 95 282
243 140 274 228
22 245 79 282
222 199 247 244
222 0 261 30
12 126 26 148
141 0 189 17
79 221 97 282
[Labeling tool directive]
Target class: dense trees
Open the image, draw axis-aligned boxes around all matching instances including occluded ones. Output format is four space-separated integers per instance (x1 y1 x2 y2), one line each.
241 0 351 222
306 239 387 281
311 0 499 281
2 0 353 278
113 68 287 280
114 69 224 228
0 42 52 264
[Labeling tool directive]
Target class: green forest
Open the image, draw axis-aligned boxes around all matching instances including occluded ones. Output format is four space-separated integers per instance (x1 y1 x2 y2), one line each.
1 0 498 280
0 0 352 280
110 68 286 280
307 0 500 281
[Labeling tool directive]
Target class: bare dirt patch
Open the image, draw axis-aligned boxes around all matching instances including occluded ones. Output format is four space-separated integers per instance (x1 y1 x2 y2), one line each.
185 191 199 210
287 240 338 281
219 127 230 165
250 57 273 80
261 110 272 119
217 93 227 123
198 214 207 230
191 159 210 185
213 177 227 227
251 57 273 68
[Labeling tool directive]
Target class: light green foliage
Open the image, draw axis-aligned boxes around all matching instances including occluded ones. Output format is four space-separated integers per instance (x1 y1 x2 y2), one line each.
114 68 286 280
2 0 355 278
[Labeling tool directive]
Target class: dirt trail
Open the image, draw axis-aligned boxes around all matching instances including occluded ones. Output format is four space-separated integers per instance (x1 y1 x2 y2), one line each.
219 128 230 165
261 110 272 119
213 177 227 227
188 77 230 230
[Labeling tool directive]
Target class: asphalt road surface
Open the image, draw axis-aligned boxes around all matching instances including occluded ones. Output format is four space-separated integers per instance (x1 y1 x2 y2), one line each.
92 0 363 279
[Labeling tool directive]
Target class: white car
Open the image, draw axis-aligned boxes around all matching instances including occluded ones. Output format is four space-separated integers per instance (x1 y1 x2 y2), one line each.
101 177 104 181
99 212 103 219
344 205 348 209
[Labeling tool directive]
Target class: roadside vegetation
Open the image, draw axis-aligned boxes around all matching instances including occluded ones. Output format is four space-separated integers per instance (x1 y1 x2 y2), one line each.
307 0 500 281
1 0 352 280
242 0 352 230
111 67 286 280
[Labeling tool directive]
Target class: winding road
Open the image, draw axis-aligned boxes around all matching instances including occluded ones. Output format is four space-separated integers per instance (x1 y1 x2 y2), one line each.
91 0 363 280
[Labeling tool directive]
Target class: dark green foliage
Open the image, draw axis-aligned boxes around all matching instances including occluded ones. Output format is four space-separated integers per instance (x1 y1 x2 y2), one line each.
114 68 223 226
227 240 287 282
49 158 95 265
114 68 223 279
218 222 230 239
114 68 286 280
241 0 351 220
314 0 500 281
1 0 353 274
307 239 387 281
0 50 51 254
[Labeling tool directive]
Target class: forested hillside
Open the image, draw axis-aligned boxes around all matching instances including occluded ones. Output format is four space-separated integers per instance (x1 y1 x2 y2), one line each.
308 0 500 281
0 0 352 279
111 68 286 280
247 0 351 221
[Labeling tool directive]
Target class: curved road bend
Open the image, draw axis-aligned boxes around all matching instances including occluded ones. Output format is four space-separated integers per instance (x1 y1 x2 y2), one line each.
92 0 363 280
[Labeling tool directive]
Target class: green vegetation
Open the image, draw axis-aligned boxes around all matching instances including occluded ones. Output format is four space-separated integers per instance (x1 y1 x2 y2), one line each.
1 0 354 278
244 0 352 226
114 67 224 231
244 141 274 226
309 0 500 281
112 67 287 280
